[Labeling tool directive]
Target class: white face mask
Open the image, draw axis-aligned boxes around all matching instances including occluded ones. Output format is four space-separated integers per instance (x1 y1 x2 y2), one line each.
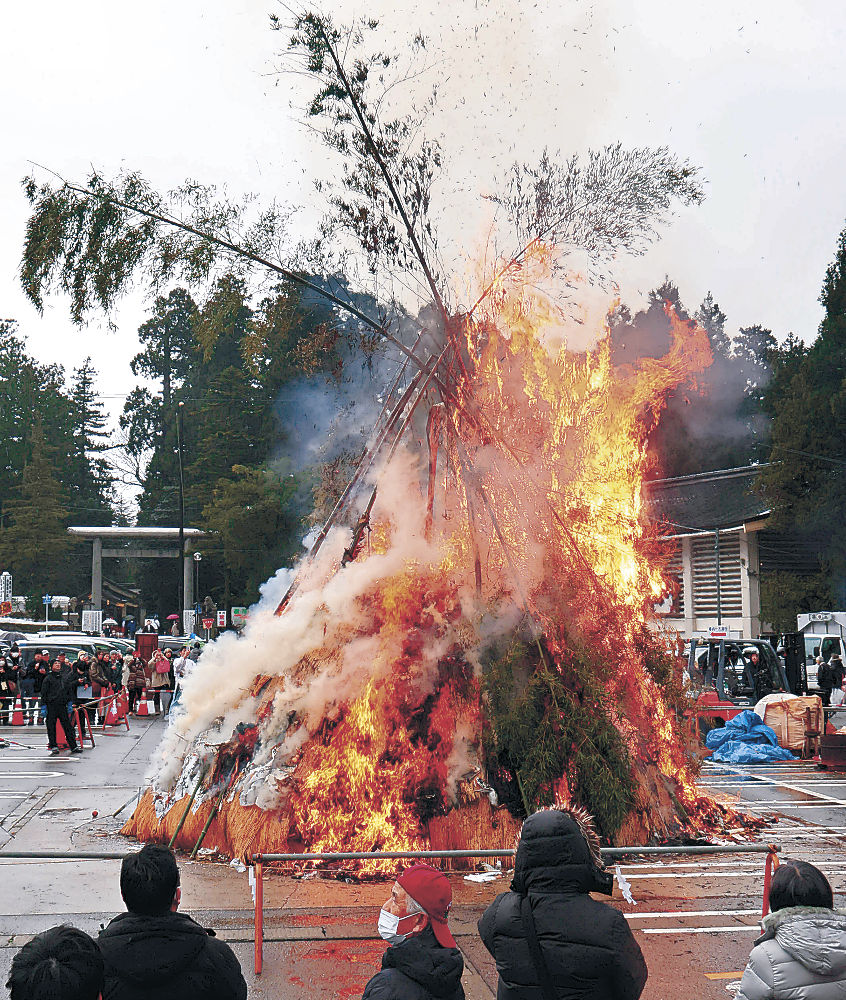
378 907 418 945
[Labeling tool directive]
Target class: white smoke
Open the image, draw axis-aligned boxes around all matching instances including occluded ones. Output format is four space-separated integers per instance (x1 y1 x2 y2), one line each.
148 448 459 798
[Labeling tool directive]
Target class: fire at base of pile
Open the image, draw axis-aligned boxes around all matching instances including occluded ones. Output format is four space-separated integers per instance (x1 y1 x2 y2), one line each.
125 257 739 870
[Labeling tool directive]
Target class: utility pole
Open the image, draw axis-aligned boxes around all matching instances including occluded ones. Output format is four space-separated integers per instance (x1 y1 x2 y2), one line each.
714 528 722 626
177 401 185 617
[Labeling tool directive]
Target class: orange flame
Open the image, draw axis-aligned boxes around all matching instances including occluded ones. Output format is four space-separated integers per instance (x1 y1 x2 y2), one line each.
127 243 714 865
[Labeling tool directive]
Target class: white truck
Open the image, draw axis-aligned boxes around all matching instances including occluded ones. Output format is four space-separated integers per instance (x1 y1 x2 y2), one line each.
797 611 846 689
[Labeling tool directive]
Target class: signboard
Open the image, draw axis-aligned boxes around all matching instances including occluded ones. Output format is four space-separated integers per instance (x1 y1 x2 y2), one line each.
810 612 833 622
0 572 11 602
0 600 11 617
183 610 195 635
82 610 103 634
708 625 729 638
231 607 248 626
216 610 226 628
202 617 215 631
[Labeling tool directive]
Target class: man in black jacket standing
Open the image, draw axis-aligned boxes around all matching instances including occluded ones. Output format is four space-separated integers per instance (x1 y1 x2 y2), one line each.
479 805 647 1000
363 864 465 1000
99 844 247 1000
40 657 80 754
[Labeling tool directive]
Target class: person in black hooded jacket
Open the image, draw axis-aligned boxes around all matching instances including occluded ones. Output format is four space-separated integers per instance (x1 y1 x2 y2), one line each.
478 805 647 1000
98 843 247 1000
363 863 465 1000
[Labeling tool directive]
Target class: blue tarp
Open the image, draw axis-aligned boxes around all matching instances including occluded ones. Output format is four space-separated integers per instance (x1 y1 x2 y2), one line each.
705 709 795 763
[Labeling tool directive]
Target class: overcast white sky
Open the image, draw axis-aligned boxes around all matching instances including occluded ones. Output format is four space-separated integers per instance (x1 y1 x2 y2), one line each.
2 0 846 426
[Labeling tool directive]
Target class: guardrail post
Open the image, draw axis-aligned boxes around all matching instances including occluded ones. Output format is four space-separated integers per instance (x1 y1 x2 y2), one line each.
254 858 264 976
762 848 780 918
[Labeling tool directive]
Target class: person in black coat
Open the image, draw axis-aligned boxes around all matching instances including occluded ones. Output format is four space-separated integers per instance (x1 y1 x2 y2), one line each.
98 844 247 1000
478 805 647 1000
363 864 465 1000
40 658 79 753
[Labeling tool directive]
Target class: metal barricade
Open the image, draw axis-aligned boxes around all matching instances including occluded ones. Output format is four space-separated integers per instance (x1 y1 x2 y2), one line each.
0 843 782 977
248 843 782 976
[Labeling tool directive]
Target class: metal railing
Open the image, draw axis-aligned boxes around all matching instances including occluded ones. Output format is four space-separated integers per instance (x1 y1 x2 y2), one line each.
0 843 781 977
247 843 781 976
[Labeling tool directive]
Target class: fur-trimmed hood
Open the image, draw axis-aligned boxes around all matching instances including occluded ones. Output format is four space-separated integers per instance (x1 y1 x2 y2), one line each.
756 906 846 976
510 805 606 896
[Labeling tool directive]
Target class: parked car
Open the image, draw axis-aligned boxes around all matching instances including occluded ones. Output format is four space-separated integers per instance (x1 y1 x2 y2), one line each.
158 635 204 653
17 637 114 667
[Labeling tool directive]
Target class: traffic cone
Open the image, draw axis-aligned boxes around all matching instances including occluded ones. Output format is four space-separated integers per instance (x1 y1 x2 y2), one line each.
134 690 152 717
55 716 69 748
116 689 129 719
11 697 24 726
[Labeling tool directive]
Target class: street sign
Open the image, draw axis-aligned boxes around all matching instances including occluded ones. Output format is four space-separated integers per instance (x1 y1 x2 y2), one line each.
42 594 52 605
708 625 729 638
216 610 226 628
202 617 214 631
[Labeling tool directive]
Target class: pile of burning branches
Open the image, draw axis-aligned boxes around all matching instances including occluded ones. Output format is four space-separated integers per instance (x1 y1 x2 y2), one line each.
19 9 743 869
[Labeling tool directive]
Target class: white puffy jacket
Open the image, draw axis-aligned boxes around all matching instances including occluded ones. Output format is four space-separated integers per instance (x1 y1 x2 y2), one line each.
738 906 846 999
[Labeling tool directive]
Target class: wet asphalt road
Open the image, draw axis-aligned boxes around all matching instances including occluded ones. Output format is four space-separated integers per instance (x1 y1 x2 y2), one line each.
4 714 846 998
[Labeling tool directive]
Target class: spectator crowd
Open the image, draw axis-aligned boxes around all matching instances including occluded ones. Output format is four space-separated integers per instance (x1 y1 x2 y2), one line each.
0 640 202 753
6 798 845 999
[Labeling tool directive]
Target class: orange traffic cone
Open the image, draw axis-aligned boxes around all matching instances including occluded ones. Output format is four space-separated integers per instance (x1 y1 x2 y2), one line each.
55 716 69 748
11 697 24 726
134 690 151 717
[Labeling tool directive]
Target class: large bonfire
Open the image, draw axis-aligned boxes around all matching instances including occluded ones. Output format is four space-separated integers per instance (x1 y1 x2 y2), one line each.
125 243 715 867
17 10 725 870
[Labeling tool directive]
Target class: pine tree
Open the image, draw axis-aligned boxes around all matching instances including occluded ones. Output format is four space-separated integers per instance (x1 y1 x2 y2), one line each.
763 223 846 591
695 291 730 358
0 420 72 596
68 357 113 522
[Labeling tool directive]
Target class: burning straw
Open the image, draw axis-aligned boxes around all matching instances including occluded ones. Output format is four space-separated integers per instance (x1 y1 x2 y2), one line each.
125 245 717 871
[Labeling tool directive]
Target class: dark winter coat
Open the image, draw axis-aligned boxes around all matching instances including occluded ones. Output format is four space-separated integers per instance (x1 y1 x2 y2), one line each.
478 810 647 1000
98 910 247 1000
90 658 111 691
817 662 833 691
362 925 465 1000
126 659 146 691
40 670 73 707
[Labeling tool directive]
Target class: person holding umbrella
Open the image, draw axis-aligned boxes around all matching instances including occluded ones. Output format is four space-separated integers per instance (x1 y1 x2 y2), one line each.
167 613 181 637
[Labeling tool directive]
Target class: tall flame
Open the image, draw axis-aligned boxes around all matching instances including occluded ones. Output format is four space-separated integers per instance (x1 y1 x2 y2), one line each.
125 244 713 866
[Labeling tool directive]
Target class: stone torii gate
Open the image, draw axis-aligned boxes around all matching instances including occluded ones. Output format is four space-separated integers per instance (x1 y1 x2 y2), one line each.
68 526 205 612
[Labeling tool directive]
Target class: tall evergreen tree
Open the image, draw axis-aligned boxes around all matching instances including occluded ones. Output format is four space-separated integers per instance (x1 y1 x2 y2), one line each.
68 357 113 523
0 420 71 597
762 223 846 593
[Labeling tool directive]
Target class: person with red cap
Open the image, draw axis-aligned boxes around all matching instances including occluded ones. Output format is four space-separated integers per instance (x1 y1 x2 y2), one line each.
363 863 465 1000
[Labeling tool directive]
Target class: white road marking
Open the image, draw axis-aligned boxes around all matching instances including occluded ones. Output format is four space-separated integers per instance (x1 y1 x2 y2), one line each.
708 763 846 807
626 868 846 879
0 757 72 762
642 926 758 935
624 909 760 920
0 771 67 777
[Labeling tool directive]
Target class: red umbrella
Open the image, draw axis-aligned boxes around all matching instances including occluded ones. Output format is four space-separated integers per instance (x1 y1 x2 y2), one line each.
166 614 180 620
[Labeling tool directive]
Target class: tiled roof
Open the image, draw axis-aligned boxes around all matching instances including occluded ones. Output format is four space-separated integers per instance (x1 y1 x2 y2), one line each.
645 465 771 533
